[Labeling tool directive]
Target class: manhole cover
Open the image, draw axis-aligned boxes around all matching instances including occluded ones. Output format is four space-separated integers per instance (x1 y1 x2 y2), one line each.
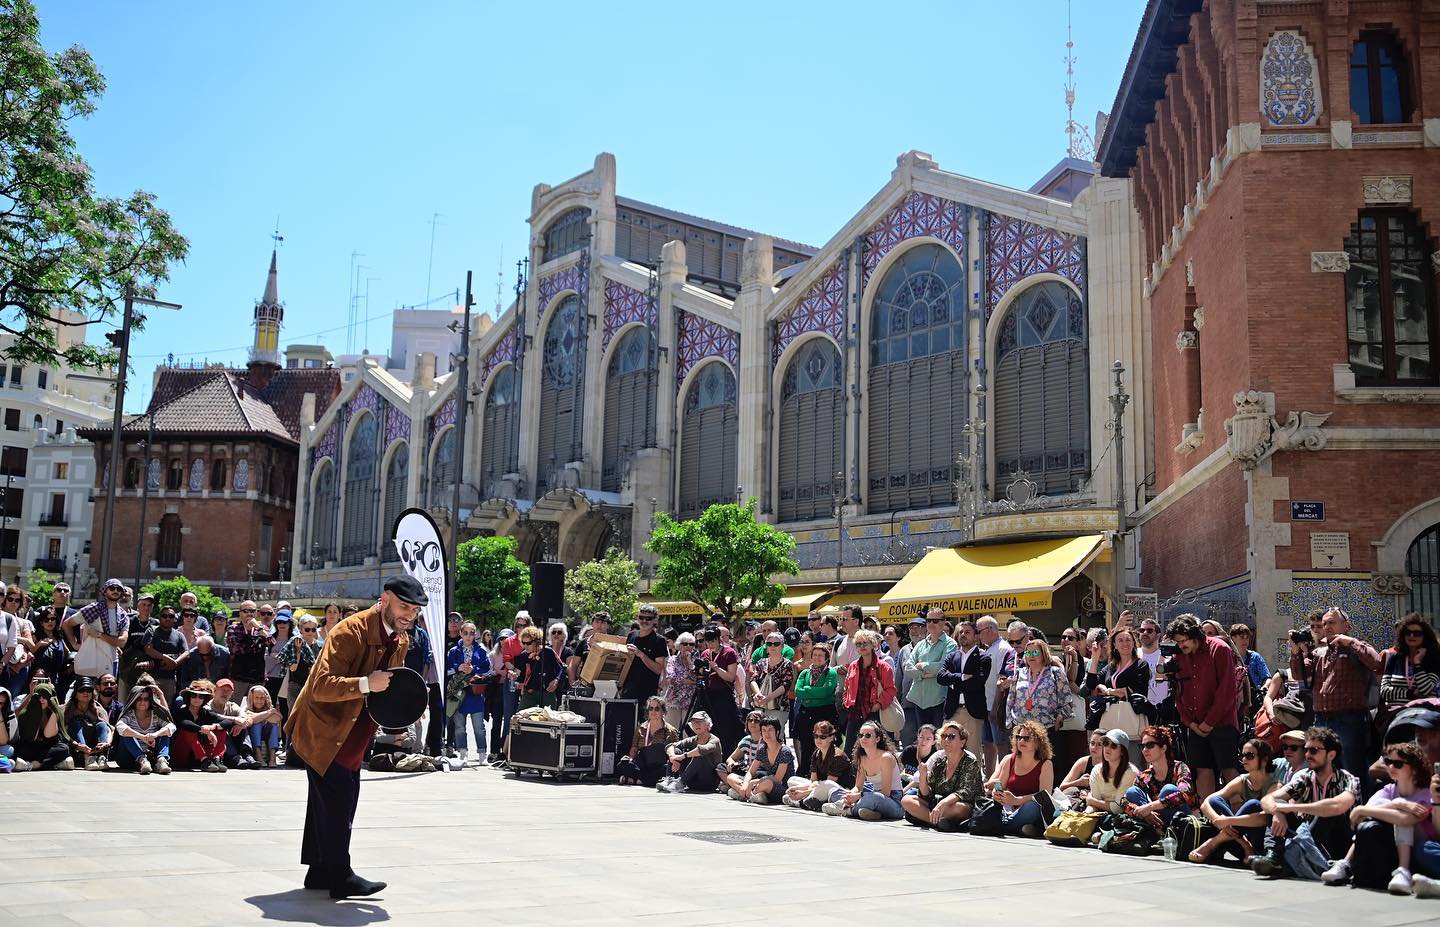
670 830 797 845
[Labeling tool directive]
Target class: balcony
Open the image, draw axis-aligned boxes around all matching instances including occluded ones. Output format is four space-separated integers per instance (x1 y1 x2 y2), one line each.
33 558 67 573
38 514 68 527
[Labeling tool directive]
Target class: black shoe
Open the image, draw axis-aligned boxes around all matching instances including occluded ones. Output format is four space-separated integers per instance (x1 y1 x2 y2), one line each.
1033 789 1055 823
330 873 386 899
801 797 825 812
303 867 332 890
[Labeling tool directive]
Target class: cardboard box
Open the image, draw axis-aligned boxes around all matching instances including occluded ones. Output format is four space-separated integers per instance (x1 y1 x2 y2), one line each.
580 632 634 685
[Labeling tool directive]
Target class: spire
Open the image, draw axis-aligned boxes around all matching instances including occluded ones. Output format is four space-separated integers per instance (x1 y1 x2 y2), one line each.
249 243 284 380
261 248 279 308
1064 0 1095 161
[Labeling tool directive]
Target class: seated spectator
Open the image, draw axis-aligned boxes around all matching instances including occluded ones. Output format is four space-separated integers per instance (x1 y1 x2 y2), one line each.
784 720 853 811
1276 730 1305 782
1323 740 1437 894
11 681 73 770
1253 726 1359 880
243 684 283 767
823 721 903 821
618 696 678 786
984 719 1057 837
1086 729 1138 818
200 679 260 769
115 685 174 774
1378 616 1440 729
63 677 113 770
660 712 724 794
900 724 938 785
1119 725 1195 831
95 673 123 727
1191 738 1285 863
727 717 794 804
177 634 231 688
901 720 982 831
1060 729 1106 802
0 689 16 766
173 685 239 772
723 711 765 780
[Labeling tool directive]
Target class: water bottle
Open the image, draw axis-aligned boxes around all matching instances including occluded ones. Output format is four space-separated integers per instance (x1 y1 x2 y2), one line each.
1161 834 1178 860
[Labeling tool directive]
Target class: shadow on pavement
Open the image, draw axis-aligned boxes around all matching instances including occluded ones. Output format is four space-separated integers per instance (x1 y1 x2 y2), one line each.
245 889 389 925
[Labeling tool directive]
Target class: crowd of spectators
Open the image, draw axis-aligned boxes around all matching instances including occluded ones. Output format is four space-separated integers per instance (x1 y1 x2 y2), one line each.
5 577 1440 900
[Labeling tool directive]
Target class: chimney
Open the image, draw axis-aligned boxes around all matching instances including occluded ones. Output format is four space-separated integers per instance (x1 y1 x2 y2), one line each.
246 361 276 392
415 352 436 391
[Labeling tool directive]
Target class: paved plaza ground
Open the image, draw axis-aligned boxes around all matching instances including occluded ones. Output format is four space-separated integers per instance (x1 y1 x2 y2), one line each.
2 765 1435 926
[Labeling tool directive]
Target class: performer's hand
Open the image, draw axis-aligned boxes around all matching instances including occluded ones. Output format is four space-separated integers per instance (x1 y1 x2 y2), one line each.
367 670 393 693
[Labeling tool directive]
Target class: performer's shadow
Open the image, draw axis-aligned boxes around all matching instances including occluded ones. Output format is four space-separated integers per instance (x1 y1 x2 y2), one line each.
245 890 389 925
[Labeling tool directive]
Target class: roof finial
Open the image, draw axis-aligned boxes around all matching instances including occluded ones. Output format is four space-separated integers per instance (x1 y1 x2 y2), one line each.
1064 0 1096 161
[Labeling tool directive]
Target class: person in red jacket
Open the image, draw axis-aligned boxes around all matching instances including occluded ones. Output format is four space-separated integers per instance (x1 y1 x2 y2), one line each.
841 629 897 750
1169 613 1240 801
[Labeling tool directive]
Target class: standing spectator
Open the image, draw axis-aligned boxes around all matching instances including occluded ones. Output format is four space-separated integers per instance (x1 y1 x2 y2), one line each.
793 643 839 777
623 605 669 702
749 632 795 731
265 612 293 707
114 685 173 774
402 614 440 757
11 681 73 769
658 632 700 730
142 608 187 703
499 611 530 741
1136 614 1171 719
693 626 741 754
1254 726 1360 879
24 610 69 698
446 621 492 765
510 626 555 710
938 619 992 756
569 611 610 685
1290 607 1382 781
176 593 211 634
0 594 34 697
840 629 896 749
279 616 323 766
176 608 206 649
1231 624 1272 690
545 623 574 704
62 677 112 770
1170 613 1241 801
1005 637 1074 737
0 688 17 766
976 615 1013 776
832 605 862 675
318 602 343 641
904 608 957 736
1081 627 1150 745
243 684 283 767
894 617 924 744
63 578 130 683
227 600 273 700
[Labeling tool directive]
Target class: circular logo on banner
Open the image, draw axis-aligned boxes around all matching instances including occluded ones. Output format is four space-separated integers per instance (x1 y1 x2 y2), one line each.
398 539 443 574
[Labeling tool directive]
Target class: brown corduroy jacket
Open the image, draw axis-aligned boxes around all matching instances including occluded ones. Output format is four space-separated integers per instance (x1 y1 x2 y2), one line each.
284 604 408 773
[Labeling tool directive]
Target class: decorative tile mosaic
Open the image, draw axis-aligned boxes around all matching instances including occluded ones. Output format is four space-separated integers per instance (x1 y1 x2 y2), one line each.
1276 577 1398 652
313 422 337 466
676 311 740 385
427 394 457 448
861 192 968 289
349 382 380 417
602 279 655 351
538 262 585 311
480 323 518 388
984 214 1086 319
384 404 411 447
1261 30 1322 127
773 260 845 364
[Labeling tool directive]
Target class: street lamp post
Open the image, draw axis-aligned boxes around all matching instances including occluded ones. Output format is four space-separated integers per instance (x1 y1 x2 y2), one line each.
447 272 474 617
1108 361 1131 627
831 471 845 589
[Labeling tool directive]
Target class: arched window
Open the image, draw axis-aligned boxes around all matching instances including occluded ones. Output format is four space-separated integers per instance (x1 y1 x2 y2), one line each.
167 460 183 491
188 458 204 492
341 414 378 566
992 281 1091 496
1345 211 1436 386
31 414 41 431
234 459 250 492
1350 30 1413 125
479 366 517 494
429 427 455 507
602 327 657 492
866 243 968 513
156 514 182 568
542 207 591 263
311 459 338 565
777 339 844 522
210 459 228 492
678 362 738 517
537 295 582 493
123 458 139 490
382 443 409 562
146 458 160 491
1408 524 1440 619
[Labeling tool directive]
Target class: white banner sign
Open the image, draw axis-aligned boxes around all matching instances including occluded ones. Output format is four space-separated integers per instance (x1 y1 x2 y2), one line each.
392 508 447 685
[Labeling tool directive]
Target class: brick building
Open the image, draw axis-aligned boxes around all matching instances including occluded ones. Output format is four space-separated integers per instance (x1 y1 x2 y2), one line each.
82 252 340 596
1100 0 1440 653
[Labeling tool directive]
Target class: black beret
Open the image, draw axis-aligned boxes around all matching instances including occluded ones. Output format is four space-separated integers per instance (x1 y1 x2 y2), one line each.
384 575 430 607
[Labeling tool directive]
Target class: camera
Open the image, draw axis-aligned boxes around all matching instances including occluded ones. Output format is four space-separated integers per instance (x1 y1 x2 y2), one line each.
1288 629 1313 645
1159 642 1180 658
693 653 713 676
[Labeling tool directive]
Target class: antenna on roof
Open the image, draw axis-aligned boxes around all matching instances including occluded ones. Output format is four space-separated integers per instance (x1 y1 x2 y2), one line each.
495 245 505 321
272 218 284 249
1064 0 1096 161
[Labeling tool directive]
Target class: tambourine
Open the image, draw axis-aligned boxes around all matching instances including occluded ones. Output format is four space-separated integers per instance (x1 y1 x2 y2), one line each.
365 666 427 730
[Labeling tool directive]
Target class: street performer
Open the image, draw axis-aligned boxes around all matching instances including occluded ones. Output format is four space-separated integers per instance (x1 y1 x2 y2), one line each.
284 575 427 899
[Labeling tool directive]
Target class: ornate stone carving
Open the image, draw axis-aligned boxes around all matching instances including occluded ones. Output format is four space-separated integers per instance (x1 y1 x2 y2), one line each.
1193 306 1206 331
1175 330 1199 352
1363 175 1412 205
1311 251 1351 273
1185 259 1195 286
1372 573 1413 596
1225 390 1332 469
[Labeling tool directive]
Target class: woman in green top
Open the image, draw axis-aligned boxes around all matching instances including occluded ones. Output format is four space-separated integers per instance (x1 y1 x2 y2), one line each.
901 720 983 831
793 643 839 777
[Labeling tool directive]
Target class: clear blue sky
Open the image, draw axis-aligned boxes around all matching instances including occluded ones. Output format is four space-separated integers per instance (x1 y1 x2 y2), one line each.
35 1 1146 412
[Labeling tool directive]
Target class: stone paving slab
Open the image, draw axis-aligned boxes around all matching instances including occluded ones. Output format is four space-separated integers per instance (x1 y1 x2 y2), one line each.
3 765 1438 926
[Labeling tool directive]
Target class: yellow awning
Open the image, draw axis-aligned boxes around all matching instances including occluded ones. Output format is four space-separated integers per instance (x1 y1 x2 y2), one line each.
638 599 707 617
817 589 890 616
745 585 838 619
878 534 1107 620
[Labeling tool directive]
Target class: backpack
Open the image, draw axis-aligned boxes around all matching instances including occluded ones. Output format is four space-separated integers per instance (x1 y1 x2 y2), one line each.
1098 815 1159 856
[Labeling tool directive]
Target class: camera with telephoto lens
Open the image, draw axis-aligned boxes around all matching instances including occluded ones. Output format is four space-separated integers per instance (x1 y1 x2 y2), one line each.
1157 641 1181 677
1288 628 1313 645
693 652 713 677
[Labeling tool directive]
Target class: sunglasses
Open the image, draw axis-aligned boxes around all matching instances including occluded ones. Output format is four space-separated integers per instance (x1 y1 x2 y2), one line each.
926 618 945 625
1023 650 1041 657
815 734 834 740
1101 739 1118 749
240 608 256 613
856 642 873 649
1405 629 1425 638
858 732 877 740
1013 732 1034 742
258 611 274 616
550 631 565 637
1282 744 1302 752
1139 628 1158 634
1240 751 1258 761
1140 741 1162 750
940 733 963 741
767 642 782 648
1303 746 1323 755
3 594 20 602
1382 756 1407 769
302 629 318 634
648 706 663 712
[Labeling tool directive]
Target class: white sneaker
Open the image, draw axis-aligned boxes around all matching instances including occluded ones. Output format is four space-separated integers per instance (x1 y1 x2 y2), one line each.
12 757 31 772
782 794 799 807
747 791 769 804
457 750 469 765
1389 867 1413 896
822 801 845 816
1412 873 1440 899
856 808 882 821
59 756 75 770
1321 859 1352 885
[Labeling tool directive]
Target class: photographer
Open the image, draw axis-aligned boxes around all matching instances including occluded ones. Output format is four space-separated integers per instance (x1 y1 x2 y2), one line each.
693 626 741 753
1166 614 1241 801
1290 607 1381 782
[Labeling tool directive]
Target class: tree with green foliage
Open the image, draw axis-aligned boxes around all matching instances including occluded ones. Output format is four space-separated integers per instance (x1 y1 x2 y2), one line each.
26 568 56 604
645 499 798 620
0 0 188 368
454 535 531 630
564 547 640 629
139 576 227 617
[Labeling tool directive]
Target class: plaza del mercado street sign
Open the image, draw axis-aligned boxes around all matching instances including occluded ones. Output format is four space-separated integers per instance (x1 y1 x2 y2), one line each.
878 534 1107 621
